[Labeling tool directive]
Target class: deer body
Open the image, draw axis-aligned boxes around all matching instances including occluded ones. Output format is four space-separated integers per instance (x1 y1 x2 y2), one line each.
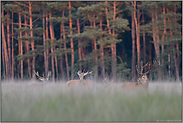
67 70 94 87
67 79 93 86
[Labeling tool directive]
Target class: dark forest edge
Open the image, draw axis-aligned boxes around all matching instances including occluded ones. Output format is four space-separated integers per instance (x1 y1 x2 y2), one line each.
1 1 182 82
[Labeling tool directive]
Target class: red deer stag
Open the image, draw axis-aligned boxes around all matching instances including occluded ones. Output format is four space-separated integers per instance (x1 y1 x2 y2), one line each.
121 61 160 90
67 70 94 87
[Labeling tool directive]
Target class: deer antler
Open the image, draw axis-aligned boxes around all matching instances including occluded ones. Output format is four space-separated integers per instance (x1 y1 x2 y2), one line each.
77 70 93 80
33 70 45 81
136 61 149 75
45 71 51 80
136 61 161 76
144 60 161 75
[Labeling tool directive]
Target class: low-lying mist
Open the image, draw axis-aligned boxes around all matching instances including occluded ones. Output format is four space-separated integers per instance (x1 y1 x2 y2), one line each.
1 80 182 122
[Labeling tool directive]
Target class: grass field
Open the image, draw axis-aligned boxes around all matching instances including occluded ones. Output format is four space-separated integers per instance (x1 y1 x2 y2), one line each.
1 80 182 122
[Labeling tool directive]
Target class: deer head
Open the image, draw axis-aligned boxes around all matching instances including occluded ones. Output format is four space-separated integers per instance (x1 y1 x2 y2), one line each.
77 69 93 81
136 60 161 84
34 71 51 82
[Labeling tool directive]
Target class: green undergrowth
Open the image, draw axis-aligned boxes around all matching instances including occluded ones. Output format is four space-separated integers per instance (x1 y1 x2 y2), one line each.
1 81 182 122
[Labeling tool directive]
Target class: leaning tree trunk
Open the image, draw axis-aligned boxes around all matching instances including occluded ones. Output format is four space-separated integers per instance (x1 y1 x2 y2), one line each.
133 1 140 78
7 11 12 78
131 1 136 82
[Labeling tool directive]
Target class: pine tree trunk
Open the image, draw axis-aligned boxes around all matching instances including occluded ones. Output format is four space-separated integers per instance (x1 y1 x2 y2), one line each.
12 11 14 80
167 10 180 81
133 1 140 77
43 11 48 77
60 55 65 80
62 10 70 80
77 18 82 71
55 54 58 82
7 11 12 78
29 1 35 80
112 1 117 81
60 23 65 80
105 1 114 80
131 1 136 82
148 43 152 81
69 2 74 80
46 14 49 74
1 5 8 79
152 11 160 80
49 12 55 82
93 18 98 80
2 41 6 79
142 8 146 71
155 9 161 80
19 11 23 80
100 18 105 79
174 7 180 78
161 5 166 80
24 14 31 79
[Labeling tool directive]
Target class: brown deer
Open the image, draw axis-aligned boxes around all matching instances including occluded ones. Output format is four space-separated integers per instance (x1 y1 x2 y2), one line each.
67 70 94 87
121 61 160 90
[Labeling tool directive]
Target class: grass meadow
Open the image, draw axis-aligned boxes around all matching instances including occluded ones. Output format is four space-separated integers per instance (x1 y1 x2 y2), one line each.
1 80 182 122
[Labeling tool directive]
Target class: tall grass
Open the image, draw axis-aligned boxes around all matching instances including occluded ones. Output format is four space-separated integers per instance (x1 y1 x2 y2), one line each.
1 81 182 122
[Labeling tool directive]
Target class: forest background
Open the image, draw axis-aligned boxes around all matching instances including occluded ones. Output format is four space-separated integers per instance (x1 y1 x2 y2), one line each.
1 1 182 82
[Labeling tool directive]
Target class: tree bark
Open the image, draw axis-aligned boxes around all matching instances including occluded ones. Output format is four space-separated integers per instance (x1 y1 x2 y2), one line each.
55 53 58 82
100 18 105 79
167 9 180 81
29 1 35 80
12 11 14 80
77 18 82 71
131 1 136 82
1 3 8 79
142 8 146 71
93 17 98 80
60 22 65 80
112 1 117 81
24 14 31 79
43 10 48 77
161 5 166 80
155 9 161 80
133 1 140 77
7 11 11 78
19 11 23 80
62 10 70 80
69 2 75 80
46 14 49 75
49 12 55 82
